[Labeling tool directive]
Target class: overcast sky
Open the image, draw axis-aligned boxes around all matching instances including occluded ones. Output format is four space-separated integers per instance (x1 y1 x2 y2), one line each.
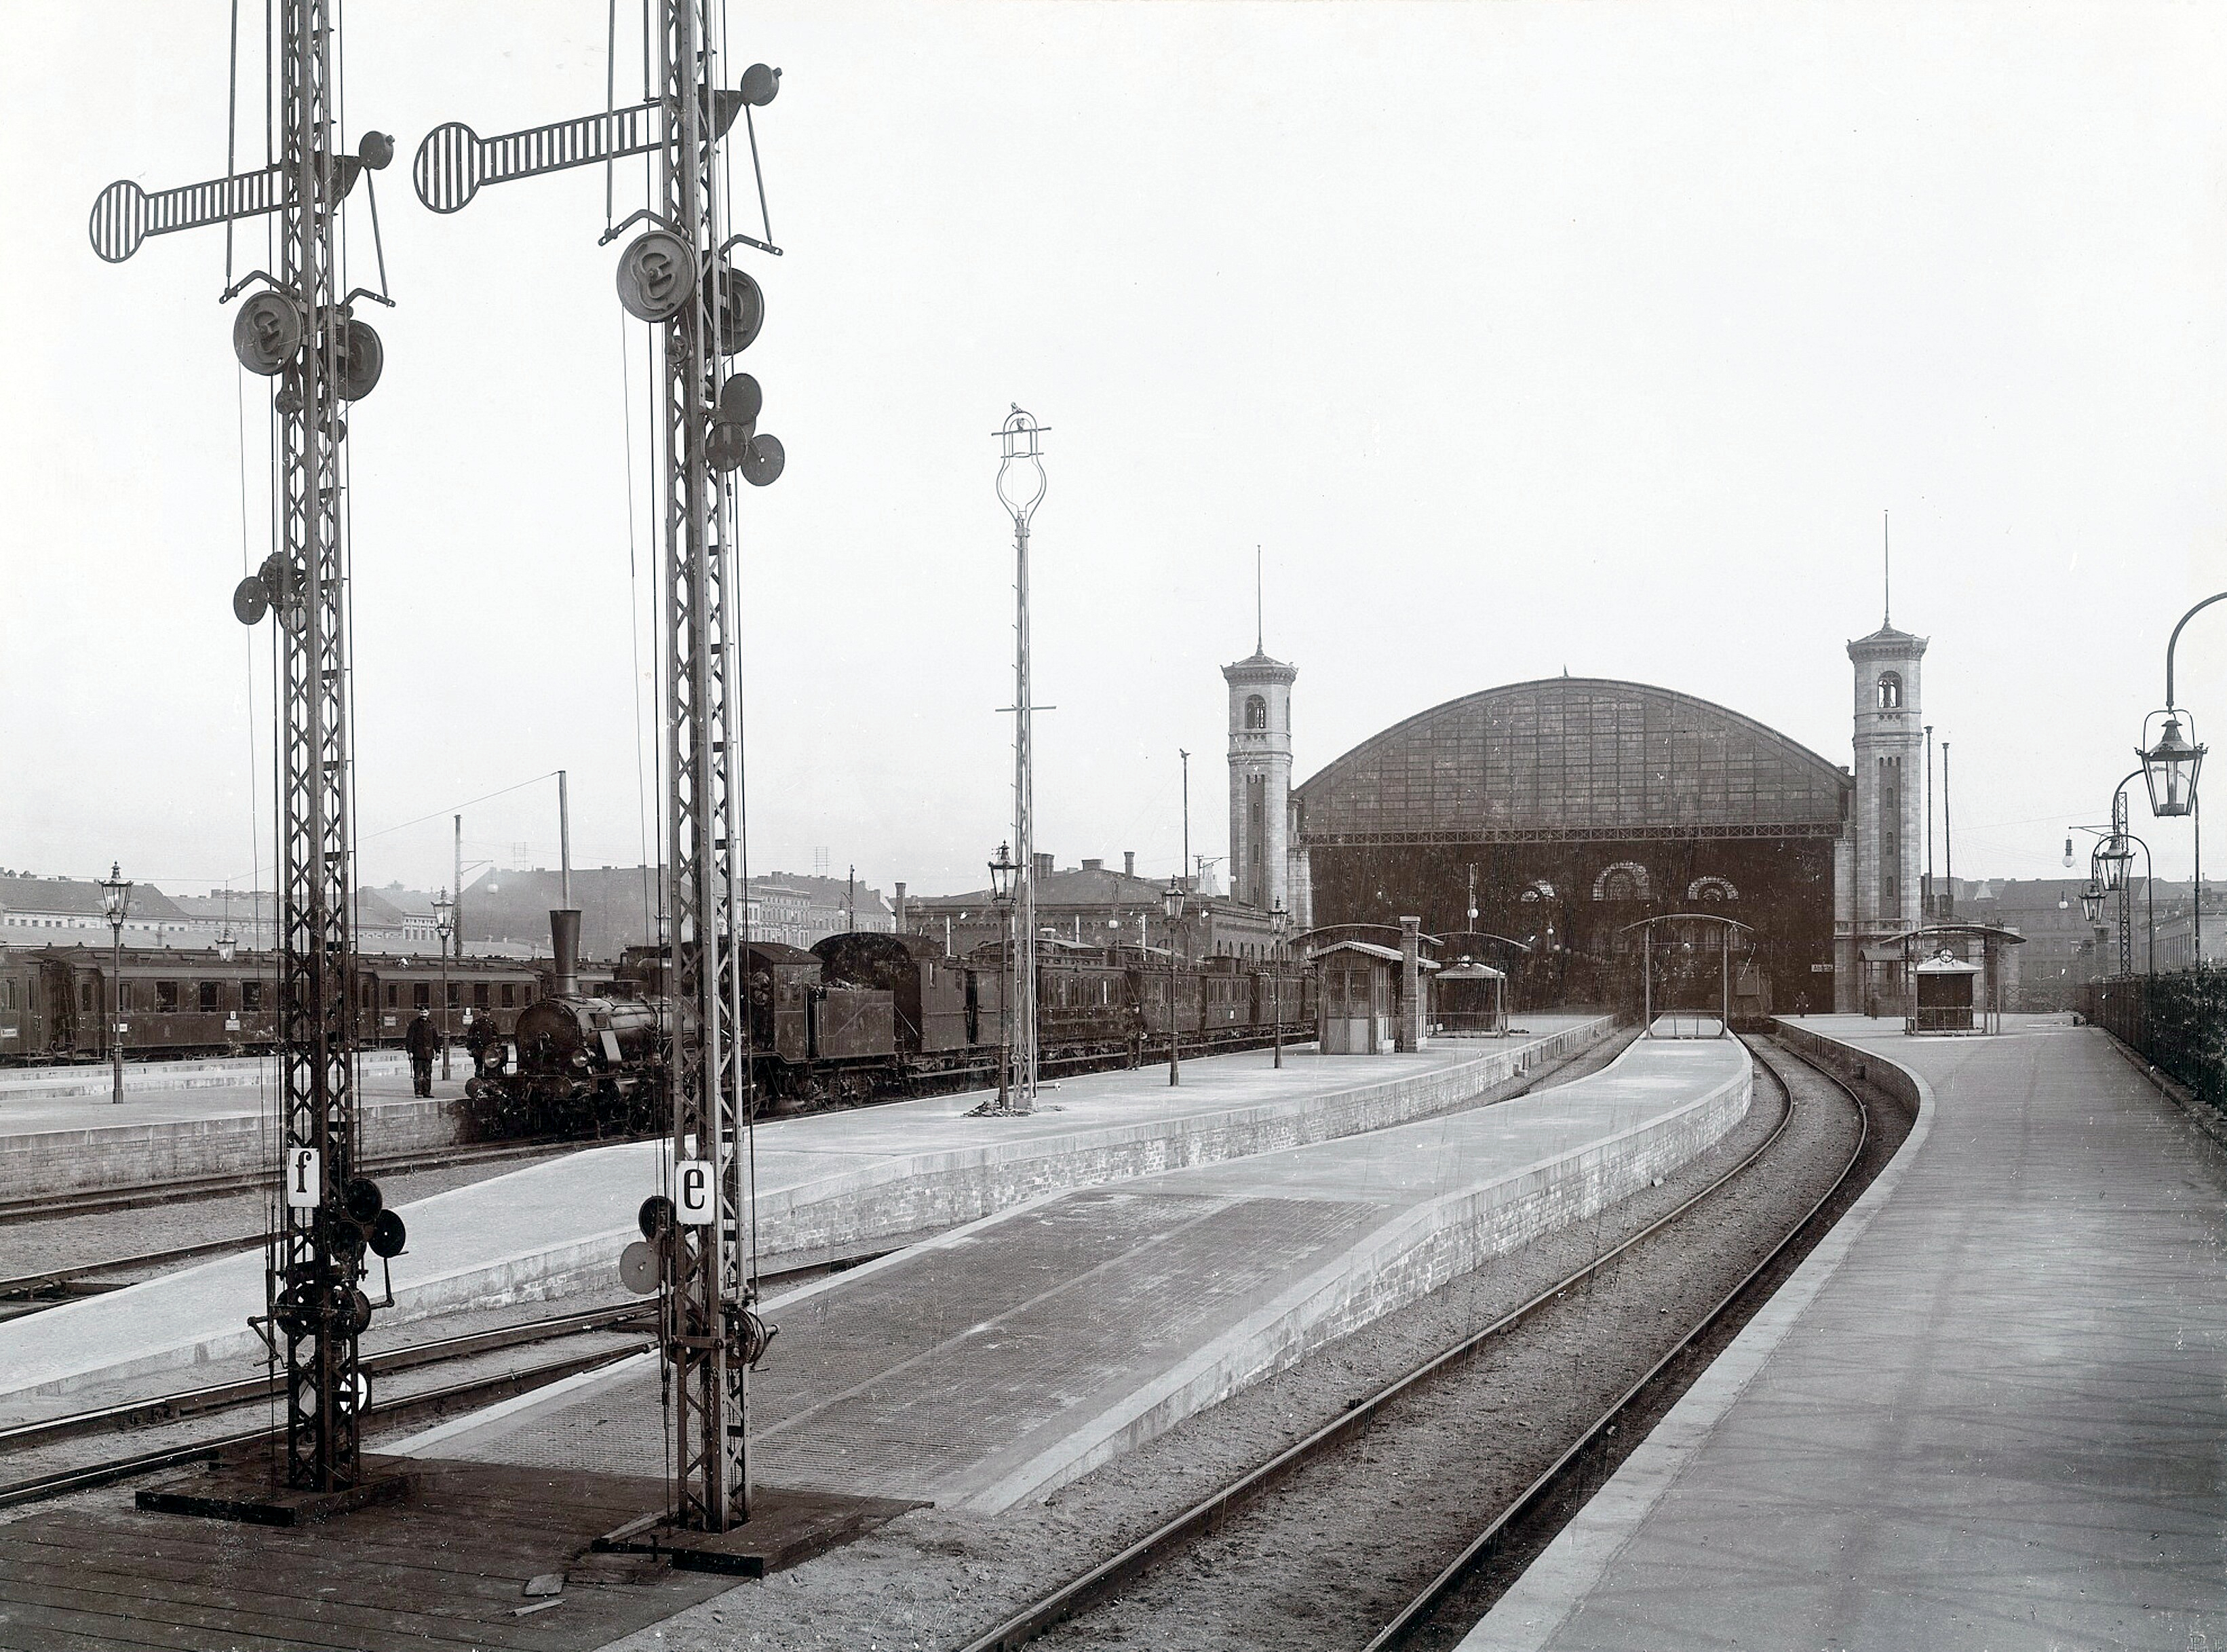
4 1 2224 904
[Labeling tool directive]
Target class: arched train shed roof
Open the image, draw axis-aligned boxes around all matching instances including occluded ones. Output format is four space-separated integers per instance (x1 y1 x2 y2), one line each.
1294 678 1851 846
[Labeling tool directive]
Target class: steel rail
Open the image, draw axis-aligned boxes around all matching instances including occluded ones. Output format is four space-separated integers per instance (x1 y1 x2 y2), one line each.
0 1345 640 1510
0 1303 652 1454
952 1031 1821 1652
1359 1035 1871 1650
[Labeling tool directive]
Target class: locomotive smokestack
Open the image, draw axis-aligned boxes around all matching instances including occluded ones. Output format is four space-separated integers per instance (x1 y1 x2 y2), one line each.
549 908 582 998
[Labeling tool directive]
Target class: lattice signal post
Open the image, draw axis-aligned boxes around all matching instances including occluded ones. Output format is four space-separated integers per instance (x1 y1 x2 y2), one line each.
414 5 782 1533
89 2 399 1495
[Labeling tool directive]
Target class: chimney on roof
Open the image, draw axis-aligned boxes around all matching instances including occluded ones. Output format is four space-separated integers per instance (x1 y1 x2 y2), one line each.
1081 858 1102 872
1124 851 1136 877
1034 852 1053 879
893 882 907 928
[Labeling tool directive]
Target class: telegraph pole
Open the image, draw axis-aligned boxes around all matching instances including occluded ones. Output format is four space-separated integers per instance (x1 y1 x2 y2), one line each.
92 2 401 1496
415 5 781 1535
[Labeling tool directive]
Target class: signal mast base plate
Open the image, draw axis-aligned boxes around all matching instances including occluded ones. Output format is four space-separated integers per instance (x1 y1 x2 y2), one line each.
136 1448 412 1527
592 1484 924 1577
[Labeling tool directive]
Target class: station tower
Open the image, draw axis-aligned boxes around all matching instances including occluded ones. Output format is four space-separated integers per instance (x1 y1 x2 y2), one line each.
1224 641 1298 921
1838 616 1928 1010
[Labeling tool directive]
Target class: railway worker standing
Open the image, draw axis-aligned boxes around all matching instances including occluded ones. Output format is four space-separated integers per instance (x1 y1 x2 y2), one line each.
405 1007 439 1097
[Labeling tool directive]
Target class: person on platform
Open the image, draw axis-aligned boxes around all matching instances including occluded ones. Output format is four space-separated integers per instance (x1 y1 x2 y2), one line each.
405 1007 438 1097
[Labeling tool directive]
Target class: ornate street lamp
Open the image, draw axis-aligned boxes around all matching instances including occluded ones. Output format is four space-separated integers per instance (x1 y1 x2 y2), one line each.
98 862 131 1107
2080 881 2105 925
1163 877 1186 1087
2139 711 2205 820
431 887 454 1082
988 842 1018 1113
2097 836 2132 894
1271 900 1291 1070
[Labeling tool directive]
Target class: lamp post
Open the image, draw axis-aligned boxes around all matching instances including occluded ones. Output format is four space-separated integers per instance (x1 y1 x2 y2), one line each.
996 406 1050 1115
2136 593 2224 969
988 842 1017 1113
98 863 131 1106
431 887 454 1081
1163 877 1185 1086
1271 900 1290 1069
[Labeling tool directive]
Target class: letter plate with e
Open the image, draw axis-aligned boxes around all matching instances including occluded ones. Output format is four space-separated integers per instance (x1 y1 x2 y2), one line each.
675 1159 715 1225
286 1147 321 1210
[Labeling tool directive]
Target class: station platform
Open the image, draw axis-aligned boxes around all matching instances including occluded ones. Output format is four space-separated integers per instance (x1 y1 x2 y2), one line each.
1469 1015 2227 1651
0 1017 1614 1405
0 1059 467 1202
399 1033 1752 1514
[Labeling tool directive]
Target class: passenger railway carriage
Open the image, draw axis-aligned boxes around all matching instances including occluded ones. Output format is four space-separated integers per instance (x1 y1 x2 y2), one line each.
0 946 545 1063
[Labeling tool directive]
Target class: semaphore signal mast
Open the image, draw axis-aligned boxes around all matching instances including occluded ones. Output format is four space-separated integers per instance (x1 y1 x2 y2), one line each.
90 1 407 1498
413 3 782 1536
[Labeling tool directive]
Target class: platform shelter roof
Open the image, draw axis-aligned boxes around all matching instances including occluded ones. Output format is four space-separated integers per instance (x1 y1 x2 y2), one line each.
1294 677 1851 846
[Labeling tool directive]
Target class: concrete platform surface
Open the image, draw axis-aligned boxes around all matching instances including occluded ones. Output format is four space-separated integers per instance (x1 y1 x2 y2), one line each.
0 1048 418 1105
401 1035 1750 1514
0 1018 1611 1404
0 1060 451 1130
1470 1016 2227 1652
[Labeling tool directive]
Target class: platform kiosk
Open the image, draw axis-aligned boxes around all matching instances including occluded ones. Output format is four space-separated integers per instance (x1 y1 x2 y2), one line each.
1311 940 1436 1054
1894 923 2025 1036
1619 913 1756 1039
1435 959 1509 1037
1913 950 1981 1031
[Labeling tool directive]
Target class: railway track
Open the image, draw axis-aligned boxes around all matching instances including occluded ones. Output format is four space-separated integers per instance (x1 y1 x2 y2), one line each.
0 1304 653 1511
955 1033 1874 1652
0 1239 902 1512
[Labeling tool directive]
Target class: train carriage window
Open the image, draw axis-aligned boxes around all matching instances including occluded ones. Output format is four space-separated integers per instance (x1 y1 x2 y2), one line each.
473 984 490 1008
199 981 220 1012
0 980 12 1011
446 983 461 1008
241 981 264 1011
501 984 516 1008
414 983 431 1010
155 981 178 1012
386 983 398 1007
79 981 94 1012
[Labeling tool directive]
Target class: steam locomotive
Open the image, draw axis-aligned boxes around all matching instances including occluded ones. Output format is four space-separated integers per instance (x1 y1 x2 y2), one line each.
473 911 1317 1138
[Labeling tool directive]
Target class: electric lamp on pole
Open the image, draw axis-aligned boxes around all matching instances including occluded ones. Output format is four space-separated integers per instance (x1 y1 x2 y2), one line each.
1163 877 1186 1087
2139 591 2221 966
431 888 454 1081
98 863 131 1107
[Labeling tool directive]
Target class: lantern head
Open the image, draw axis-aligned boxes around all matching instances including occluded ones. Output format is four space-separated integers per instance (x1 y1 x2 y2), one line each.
2139 710 2205 818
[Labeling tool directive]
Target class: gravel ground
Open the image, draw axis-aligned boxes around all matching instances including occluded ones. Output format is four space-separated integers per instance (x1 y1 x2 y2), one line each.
594 1031 1876 1652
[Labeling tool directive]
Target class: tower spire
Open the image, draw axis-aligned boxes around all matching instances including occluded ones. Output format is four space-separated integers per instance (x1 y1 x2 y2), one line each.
1883 510 1891 628
1255 543 1264 655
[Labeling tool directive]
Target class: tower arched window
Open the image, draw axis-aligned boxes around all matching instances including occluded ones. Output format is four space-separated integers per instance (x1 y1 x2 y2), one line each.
1878 672 1903 710
1245 694 1268 732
